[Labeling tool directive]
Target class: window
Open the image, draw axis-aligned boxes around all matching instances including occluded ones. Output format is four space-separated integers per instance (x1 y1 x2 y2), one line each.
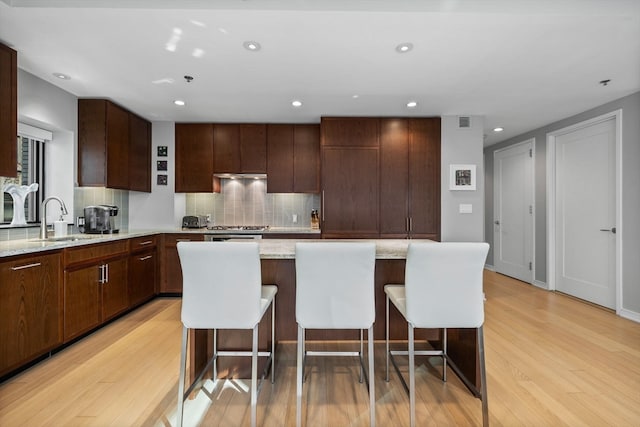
1 134 45 224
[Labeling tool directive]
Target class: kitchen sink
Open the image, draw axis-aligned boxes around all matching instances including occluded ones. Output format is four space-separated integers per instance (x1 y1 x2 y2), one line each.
33 235 95 242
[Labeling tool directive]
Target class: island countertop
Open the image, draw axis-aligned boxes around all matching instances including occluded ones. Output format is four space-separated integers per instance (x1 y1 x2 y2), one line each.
252 238 435 259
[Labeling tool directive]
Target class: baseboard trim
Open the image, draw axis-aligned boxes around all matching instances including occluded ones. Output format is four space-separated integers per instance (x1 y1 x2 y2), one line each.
618 308 640 323
533 280 548 290
484 264 496 272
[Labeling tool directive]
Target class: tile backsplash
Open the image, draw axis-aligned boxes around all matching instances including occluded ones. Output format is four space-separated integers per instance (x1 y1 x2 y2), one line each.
73 187 129 232
186 178 320 227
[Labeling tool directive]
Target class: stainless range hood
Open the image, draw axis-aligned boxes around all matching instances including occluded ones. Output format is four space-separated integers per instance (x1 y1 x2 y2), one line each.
214 173 267 180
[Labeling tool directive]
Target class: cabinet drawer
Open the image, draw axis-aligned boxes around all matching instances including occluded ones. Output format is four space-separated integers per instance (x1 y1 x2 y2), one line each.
163 233 204 247
64 240 129 267
129 235 157 252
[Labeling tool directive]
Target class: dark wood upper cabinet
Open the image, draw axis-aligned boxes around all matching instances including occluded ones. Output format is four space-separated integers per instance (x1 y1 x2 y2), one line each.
105 102 129 190
128 113 151 193
240 124 267 173
213 124 241 173
266 124 294 192
0 43 17 178
267 124 320 193
78 99 151 191
293 125 320 193
320 117 379 147
175 123 216 193
379 118 441 240
213 123 266 174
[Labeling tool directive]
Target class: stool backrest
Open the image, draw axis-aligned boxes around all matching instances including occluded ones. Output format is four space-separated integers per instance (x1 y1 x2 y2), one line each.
295 242 376 329
177 241 262 329
405 242 489 329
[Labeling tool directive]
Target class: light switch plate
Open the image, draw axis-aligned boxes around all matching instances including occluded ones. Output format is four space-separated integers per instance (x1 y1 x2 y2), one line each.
459 204 473 214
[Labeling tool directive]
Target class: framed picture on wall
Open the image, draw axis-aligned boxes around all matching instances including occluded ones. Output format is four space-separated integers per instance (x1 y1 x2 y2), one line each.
450 164 476 190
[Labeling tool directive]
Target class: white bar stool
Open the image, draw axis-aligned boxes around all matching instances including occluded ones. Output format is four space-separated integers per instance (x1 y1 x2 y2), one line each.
176 241 277 427
385 242 490 427
295 242 377 427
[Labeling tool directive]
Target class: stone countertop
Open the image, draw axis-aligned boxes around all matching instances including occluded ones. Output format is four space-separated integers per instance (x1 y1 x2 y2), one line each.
0 228 427 260
0 230 161 259
252 238 435 260
178 227 321 234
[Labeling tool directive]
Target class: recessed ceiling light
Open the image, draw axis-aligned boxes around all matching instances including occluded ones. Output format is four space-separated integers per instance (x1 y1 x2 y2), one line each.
352 94 360 99
395 43 413 53
493 127 504 132
291 100 303 107
174 100 185 106
243 41 261 51
406 101 418 108
53 72 70 80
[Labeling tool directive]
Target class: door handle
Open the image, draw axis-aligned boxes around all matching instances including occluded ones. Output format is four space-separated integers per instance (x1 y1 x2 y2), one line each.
599 227 616 234
494 220 500 225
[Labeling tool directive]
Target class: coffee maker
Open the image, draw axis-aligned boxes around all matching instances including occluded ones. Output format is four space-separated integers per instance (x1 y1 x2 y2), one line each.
81 205 119 234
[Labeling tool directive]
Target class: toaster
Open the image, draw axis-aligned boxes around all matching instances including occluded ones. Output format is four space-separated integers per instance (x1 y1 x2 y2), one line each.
182 215 208 229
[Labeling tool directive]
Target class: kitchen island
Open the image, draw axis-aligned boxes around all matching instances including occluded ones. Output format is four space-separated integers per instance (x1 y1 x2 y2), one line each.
194 238 483 396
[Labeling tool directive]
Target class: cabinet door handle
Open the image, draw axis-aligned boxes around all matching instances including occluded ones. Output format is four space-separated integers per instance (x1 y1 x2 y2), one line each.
11 262 41 271
176 239 192 242
139 255 153 261
409 217 412 232
105 264 109 283
322 191 325 221
138 240 153 246
98 265 104 284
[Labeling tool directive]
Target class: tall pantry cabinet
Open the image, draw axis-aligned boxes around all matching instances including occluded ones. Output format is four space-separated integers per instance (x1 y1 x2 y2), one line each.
380 118 441 240
320 117 441 239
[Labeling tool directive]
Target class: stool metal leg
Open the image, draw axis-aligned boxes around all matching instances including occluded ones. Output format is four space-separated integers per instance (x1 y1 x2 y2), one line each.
296 325 304 427
177 326 188 427
408 324 416 427
251 324 259 427
359 329 364 383
213 328 218 380
368 325 376 427
443 328 447 382
271 298 276 383
478 326 489 427
385 294 390 382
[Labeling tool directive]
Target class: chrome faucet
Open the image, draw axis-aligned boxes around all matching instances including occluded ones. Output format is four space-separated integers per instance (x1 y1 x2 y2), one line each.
40 196 68 239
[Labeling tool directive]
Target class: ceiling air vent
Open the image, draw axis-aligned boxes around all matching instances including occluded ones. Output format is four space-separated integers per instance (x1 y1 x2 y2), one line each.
458 116 471 128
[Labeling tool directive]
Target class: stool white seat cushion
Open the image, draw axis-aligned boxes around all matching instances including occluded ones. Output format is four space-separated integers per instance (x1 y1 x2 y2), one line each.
384 284 406 318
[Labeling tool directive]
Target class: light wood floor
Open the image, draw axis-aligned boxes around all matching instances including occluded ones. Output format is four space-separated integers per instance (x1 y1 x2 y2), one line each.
1 271 639 426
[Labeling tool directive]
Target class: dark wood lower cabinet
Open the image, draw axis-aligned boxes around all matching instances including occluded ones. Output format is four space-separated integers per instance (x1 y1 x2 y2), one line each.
129 249 157 307
101 257 129 321
161 234 203 294
63 255 128 342
63 241 130 342
0 252 62 377
63 263 101 341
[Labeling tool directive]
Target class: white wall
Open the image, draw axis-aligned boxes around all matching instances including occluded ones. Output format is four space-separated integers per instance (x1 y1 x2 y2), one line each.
17 69 76 224
484 91 640 320
440 115 485 242
129 122 184 230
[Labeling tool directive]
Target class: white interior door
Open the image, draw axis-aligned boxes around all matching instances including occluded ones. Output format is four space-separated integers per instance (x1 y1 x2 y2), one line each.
555 118 616 309
493 140 534 283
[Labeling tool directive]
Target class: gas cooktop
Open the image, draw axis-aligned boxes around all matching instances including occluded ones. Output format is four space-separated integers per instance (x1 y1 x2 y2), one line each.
206 225 270 231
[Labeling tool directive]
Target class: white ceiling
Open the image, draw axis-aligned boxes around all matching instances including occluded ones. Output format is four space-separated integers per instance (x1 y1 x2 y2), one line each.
1 0 639 146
